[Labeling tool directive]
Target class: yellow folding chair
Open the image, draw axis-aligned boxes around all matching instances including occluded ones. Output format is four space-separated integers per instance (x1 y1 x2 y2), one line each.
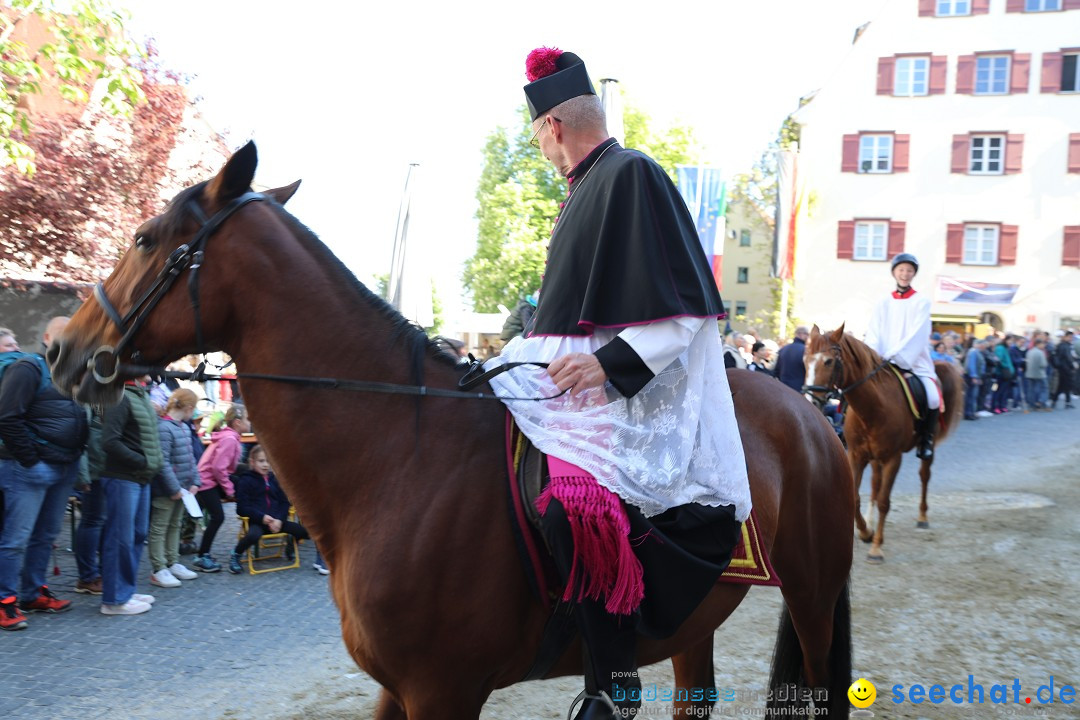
236 507 300 574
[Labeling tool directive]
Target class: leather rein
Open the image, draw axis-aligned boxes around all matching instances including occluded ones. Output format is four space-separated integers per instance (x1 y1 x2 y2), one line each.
91 193 565 402
801 342 890 401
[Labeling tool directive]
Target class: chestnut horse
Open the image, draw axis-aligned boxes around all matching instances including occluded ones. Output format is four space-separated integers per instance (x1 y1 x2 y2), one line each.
804 325 963 563
50 143 854 718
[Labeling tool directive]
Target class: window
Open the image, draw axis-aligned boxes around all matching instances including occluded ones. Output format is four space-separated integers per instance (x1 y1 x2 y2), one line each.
739 229 751 247
735 301 748 316
854 222 888 261
859 134 893 173
894 57 930 96
975 56 1010 94
964 224 999 265
969 135 1005 174
1063 54 1079 92
737 267 749 283
937 0 970 14
1025 0 1060 9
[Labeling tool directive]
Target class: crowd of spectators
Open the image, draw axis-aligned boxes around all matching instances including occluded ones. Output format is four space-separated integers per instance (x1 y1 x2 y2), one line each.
0 321 327 632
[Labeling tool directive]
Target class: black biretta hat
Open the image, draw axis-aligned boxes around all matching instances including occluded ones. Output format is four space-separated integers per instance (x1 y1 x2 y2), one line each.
523 47 596 121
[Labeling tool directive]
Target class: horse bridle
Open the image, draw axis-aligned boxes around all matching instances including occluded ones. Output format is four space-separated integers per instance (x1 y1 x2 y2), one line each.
802 342 890 402
91 192 267 384
89 190 563 402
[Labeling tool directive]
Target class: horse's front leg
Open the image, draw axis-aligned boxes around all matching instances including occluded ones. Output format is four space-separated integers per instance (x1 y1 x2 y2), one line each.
671 635 716 718
375 689 407 720
848 450 873 544
916 456 932 528
868 456 902 563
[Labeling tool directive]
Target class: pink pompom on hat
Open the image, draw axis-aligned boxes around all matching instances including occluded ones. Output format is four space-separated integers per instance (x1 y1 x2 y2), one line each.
523 47 595 120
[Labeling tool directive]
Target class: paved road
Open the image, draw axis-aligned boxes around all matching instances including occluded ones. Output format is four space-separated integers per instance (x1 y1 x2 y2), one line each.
2 403 1077 720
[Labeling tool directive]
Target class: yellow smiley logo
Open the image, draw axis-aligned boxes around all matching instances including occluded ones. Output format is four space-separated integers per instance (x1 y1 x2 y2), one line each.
848 678 877 708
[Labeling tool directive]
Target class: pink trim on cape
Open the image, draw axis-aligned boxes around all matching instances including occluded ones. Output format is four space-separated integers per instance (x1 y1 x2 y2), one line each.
525 313 724 338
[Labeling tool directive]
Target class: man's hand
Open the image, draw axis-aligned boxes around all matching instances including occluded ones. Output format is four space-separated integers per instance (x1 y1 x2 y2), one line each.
547 353 607 395
267 517 283 533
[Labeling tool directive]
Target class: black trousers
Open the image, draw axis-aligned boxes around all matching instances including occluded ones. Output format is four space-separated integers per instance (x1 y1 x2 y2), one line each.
540 496 740 710
541 498 640 707
196 487 225 556
234 519 309 555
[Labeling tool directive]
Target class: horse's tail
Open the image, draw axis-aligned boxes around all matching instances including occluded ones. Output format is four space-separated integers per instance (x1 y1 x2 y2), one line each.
766 579 852 718
935 361 964 443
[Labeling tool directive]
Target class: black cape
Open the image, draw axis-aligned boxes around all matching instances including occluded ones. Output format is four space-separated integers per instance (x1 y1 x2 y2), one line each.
530 139 724 336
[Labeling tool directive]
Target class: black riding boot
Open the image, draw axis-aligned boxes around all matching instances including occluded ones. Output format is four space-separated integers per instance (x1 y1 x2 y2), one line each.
541 498 642 719
916 407 940 460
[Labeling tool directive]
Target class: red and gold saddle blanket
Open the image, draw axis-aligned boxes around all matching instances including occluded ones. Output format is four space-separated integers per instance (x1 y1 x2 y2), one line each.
504 415 780 609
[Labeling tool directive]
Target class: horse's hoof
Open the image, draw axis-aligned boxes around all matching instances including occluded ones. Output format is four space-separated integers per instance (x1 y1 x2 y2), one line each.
866 554 884 564
916 520 930 529
857 530 873 544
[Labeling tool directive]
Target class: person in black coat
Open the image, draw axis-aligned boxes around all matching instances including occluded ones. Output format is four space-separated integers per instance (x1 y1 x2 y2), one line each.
227 445 309 573
773 326 810 392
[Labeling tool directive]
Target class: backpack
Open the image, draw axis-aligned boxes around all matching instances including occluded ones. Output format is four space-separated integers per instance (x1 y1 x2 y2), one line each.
0 351 58 452
0 351 52 395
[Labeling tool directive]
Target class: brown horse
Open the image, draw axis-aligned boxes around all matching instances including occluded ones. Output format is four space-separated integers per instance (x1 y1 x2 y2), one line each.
50 143 855 719
804 325 963 563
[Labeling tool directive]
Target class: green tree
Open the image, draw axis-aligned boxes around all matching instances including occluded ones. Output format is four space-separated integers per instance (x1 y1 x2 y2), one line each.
464 101 703 313
1 0 144 172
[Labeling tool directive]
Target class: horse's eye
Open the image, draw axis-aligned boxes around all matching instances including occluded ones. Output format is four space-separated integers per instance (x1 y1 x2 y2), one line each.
824 358 833 367
135 235 155 252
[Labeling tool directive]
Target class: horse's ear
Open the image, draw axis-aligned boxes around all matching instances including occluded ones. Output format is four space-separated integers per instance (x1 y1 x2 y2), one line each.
265 180 301 205
810 324 821 339
206 141 258 205
829 323 846 343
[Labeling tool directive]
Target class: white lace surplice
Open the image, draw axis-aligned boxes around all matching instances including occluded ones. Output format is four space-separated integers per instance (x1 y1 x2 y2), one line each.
488 321 751 521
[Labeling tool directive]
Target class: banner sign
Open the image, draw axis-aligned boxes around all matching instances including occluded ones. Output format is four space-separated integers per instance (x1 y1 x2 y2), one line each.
935 276 1019 305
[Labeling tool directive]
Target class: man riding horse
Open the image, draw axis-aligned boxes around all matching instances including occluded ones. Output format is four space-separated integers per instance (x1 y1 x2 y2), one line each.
864 253 941 460
486 47 750 719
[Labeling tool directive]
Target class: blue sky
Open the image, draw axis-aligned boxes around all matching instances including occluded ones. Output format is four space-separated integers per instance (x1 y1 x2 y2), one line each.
120 0 887 318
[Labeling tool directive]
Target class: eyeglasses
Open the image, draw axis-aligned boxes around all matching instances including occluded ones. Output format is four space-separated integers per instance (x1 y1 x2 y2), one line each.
529 116 561 149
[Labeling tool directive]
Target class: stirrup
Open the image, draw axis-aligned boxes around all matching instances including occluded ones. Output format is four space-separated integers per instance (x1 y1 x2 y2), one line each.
567 689 618 720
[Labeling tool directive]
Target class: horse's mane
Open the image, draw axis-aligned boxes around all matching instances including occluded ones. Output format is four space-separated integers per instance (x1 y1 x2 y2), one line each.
839 332 884 374
265 202 463 373
159 183 462 377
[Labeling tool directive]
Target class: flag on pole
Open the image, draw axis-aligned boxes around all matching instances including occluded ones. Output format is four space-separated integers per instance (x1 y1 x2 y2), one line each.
773 149 803 281
676 165 727 291
388 163 434 328
599 78 624 145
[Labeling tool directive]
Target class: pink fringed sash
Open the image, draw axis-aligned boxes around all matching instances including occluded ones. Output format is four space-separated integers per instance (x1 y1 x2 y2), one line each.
536 456 644 615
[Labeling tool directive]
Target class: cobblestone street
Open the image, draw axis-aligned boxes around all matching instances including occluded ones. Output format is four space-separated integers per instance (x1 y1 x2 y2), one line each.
2 404 1079 719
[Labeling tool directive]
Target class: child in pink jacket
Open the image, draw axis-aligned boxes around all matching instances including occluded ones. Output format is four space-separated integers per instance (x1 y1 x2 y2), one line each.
191 405 250 572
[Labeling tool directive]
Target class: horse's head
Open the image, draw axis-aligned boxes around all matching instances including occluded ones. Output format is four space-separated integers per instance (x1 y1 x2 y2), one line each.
802 324 848 405
49 141 301 406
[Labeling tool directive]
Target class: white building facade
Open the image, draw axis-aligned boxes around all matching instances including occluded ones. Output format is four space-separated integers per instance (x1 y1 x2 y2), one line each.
792 0 1080 336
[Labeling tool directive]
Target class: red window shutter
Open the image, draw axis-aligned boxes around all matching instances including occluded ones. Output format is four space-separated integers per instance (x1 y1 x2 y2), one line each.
1069 134 1080 173
1004 134 1024 174
841 134 860 172
951 135 970 173
1065 0 1080 9
946 224 964 263
956 55 976 94
838 221 855 260
1042 53 1063 93
998 225 1018 266
1063 226 1080 267
1005 0 1025 11
929 56 948 94
919 0 936 14
972 0 990 13
877 57 896 95
888 222 907 257
893 134 911 172
1009 53 1031 94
